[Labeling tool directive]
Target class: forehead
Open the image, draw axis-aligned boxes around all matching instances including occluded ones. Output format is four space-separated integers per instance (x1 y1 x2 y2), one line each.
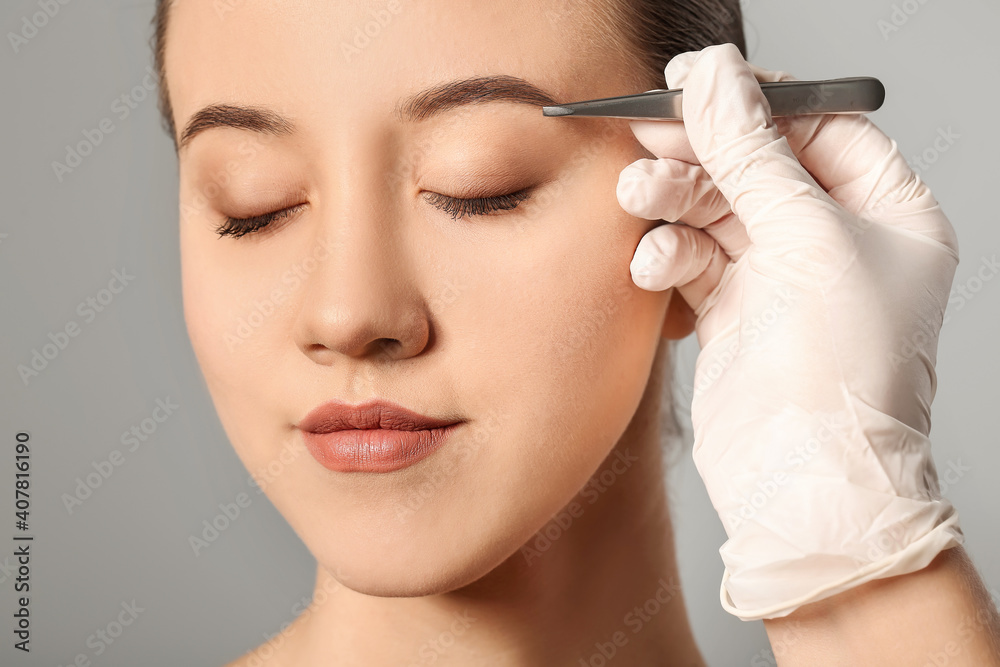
165 0 638 130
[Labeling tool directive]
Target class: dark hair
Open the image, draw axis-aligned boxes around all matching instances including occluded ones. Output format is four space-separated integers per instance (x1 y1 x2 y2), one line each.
150 0 745 149
612 0 746 88
150 0 174 144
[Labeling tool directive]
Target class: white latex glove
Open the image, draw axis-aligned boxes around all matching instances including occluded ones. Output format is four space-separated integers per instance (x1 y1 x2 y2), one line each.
616 43 964 621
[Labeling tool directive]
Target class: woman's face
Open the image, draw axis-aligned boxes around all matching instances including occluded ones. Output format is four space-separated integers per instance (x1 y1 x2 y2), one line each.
169 0 677 594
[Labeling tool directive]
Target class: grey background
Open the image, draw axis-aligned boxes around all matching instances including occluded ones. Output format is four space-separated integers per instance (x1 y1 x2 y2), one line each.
1 0 997 664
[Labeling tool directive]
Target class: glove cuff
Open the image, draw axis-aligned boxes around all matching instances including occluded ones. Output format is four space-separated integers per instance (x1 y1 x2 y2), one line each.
719 509 964 621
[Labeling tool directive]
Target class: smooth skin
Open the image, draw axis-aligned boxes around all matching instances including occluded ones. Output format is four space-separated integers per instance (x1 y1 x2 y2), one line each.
168 0 705 664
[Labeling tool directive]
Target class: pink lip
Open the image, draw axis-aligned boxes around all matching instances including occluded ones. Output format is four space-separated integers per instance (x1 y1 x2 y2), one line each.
297 399 462 473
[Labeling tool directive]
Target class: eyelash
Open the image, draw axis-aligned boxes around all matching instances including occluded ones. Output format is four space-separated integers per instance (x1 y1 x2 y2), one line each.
423 188 533 220
216 204 306 238
215 188 533 238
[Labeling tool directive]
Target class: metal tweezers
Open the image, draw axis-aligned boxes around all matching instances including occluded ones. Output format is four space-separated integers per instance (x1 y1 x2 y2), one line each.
541 77 885 120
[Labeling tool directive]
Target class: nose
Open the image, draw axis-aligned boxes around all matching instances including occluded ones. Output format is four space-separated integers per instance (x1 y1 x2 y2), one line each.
292 187 430 366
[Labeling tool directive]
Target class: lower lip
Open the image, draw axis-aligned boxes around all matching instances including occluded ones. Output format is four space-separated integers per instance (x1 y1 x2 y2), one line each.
301 424 460 473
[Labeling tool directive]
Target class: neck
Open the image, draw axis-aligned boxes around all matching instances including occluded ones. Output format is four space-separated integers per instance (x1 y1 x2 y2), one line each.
275 344 705 666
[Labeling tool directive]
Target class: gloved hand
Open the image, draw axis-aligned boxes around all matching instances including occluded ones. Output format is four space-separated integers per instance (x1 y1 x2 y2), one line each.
616 43 964 621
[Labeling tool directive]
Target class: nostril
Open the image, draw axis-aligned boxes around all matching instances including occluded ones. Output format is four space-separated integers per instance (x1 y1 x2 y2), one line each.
371 338 402 359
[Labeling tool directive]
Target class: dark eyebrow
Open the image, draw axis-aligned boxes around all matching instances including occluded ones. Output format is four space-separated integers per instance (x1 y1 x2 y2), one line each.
178 75 558 151
394 75 559 122
178 104 294 152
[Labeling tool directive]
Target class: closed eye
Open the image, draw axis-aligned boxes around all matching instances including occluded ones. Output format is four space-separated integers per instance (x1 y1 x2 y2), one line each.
423 188 532 220
215 203 307 238
215 187 534 238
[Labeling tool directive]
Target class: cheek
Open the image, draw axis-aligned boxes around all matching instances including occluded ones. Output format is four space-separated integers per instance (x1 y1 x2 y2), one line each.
179 230 219 372
179 236 303 481
441 170 668 478
179 225 281 417
502 229 661 409
180 232 238 380
504 143 665 396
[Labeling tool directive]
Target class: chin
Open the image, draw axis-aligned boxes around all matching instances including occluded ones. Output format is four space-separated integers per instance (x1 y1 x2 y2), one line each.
315 536 516 598
292 486 547 599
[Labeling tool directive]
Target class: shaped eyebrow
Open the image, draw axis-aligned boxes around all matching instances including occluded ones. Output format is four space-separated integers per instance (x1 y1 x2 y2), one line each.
393 74 559 121
178 104 293 152
178 74 559 151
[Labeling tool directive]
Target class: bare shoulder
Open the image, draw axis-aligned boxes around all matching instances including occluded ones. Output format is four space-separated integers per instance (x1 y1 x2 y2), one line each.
221 636 298 667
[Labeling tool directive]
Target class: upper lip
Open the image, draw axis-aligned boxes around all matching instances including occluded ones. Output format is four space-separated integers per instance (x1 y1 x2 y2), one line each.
297 399 461 434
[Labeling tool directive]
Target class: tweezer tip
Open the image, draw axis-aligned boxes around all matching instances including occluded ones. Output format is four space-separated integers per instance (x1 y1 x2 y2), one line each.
542 105 574 117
